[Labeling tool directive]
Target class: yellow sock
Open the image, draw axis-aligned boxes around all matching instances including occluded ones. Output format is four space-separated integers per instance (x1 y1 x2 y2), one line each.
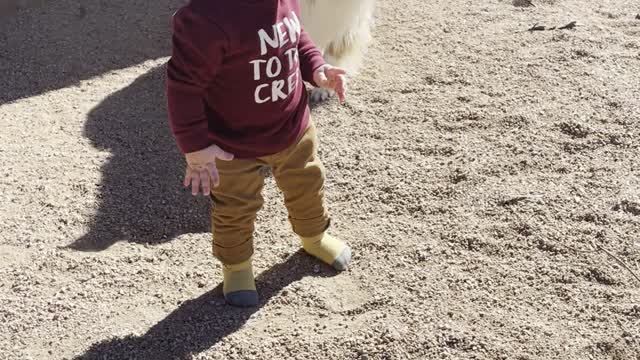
222 258 258 307
300 233 352 271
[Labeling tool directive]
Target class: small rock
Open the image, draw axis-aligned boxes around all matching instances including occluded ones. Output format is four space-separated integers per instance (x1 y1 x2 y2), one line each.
313 265 320 273
513 0 535 7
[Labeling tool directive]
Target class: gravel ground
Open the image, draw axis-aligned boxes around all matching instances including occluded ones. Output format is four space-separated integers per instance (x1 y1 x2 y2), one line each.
1 0 640 359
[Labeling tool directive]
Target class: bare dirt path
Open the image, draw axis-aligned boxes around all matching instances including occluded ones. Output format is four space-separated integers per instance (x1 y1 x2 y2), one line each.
1 1 639 359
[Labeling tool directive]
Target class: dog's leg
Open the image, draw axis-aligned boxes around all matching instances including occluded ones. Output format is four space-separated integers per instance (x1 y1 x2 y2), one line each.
309 13 372 104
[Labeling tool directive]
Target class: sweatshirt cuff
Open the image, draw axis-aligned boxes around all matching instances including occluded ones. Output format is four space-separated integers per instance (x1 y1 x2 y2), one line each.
174 130 211 154
302 58 326 87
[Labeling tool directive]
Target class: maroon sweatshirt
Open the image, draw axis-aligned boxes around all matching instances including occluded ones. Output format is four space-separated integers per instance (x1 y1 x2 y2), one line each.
166 0 326 158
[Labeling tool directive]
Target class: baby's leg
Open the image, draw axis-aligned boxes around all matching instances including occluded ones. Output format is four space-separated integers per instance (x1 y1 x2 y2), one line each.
211 158 266 307
268 123 351 270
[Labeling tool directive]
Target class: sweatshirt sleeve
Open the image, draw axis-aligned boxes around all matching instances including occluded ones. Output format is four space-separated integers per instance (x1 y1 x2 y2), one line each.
166 8 225 154
297 29 326 87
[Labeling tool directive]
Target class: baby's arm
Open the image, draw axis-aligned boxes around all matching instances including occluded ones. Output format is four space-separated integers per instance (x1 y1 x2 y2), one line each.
297 29 326 87
166 8 224 154
297 28 347 102
167 8 233 195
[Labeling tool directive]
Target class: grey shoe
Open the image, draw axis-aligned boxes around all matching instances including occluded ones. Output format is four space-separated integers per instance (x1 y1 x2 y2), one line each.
331 247 352 271
225 290 259 307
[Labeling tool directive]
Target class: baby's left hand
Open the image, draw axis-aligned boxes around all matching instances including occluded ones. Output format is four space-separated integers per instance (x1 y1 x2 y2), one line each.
313 65 347 103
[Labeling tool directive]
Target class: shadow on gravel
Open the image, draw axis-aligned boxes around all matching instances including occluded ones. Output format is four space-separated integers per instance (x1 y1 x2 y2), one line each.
0 0 182 105
68 66 210 251
1 1 207 250
74 251 333 360
67 65 329 251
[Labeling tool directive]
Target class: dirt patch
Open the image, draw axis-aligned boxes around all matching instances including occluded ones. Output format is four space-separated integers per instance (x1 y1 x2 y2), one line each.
0 0 49 17
1 0 640 359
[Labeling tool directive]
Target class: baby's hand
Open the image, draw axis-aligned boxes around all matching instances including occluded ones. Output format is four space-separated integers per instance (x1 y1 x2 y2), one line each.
313 65 347 103
184 144 234 196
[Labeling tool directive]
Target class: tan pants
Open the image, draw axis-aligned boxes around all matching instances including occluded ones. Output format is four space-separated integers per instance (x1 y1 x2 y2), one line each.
211 123 330 265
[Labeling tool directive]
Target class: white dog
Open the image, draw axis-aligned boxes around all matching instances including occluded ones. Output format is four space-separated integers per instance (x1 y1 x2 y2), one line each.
300 0 376 102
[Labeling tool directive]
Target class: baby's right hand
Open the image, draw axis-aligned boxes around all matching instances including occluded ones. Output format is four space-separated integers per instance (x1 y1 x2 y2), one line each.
184 144 234 196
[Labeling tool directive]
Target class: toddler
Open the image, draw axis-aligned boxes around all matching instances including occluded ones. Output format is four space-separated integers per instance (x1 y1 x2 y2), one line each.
166 0 352 307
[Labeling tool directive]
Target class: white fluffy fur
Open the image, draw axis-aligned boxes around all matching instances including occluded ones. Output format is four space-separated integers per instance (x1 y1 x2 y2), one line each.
300 0 375 100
